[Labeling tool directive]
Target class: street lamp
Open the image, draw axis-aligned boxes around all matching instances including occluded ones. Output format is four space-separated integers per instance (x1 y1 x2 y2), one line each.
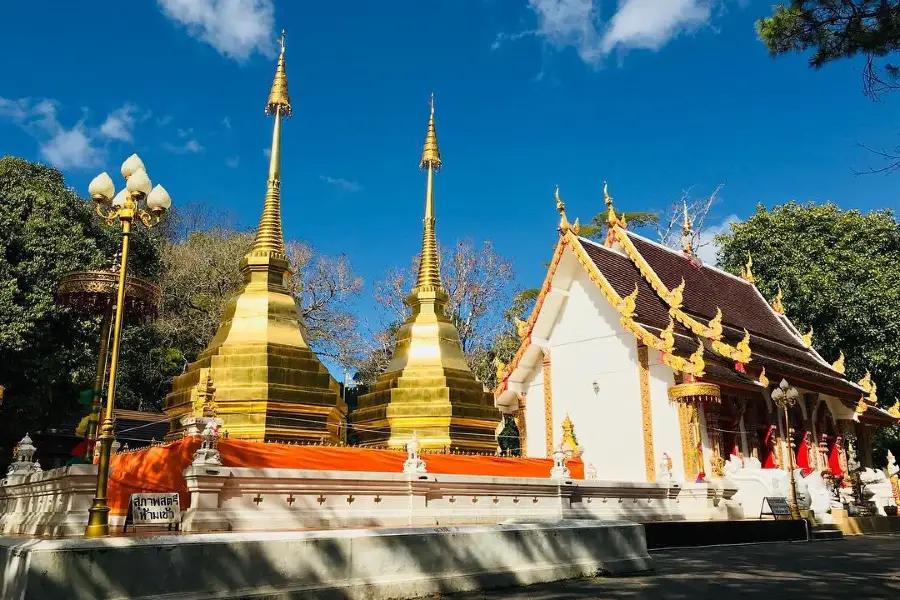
83 154 171 538
772 378 802 519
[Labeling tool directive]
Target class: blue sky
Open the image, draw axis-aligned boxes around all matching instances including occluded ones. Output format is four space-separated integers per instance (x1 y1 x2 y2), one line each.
2 0 899 329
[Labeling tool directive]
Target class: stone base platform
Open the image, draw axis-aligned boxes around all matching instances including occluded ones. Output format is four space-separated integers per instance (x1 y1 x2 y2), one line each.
831 509 900 536
0 520 652 600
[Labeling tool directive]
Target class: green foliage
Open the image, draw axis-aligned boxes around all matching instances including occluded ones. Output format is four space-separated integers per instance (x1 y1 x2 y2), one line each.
717 202 900 460
757 1 900 97
0 157 161 460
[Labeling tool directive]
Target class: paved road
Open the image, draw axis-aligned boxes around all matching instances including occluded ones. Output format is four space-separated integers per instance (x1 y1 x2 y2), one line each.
436 535 900 599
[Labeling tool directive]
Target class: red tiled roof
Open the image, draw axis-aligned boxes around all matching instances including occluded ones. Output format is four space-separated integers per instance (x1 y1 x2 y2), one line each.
578 234 859 399
626 232 800 348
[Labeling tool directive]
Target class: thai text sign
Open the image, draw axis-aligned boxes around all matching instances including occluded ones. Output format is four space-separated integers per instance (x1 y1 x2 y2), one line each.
130 493 180 525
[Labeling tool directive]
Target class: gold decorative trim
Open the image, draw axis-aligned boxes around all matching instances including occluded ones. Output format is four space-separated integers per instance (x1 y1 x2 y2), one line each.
668 382 722 404
542 350 553 456
516 395 527 453
611 227 753 364
637 345 656 482
889 399 900 419
678 402 698 481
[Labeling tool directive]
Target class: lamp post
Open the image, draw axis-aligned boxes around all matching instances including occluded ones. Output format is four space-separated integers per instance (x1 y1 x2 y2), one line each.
772 378 802 519
83 154 171 538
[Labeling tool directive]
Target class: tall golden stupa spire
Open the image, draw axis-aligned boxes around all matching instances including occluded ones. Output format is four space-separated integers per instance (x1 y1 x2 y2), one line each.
246 30 290 263
164 31 345 442
413 94 444 294
353 96 501 452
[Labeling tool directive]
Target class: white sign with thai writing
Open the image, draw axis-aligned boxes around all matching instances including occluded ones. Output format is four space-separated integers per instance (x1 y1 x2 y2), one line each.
130 493 180 525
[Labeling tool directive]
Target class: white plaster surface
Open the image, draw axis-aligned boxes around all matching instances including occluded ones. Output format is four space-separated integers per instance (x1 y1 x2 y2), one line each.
0 520 653 600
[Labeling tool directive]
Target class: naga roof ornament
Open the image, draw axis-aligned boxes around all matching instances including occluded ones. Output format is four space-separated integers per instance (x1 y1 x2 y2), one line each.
831 351 846 374
619 283 639 319
770 286 785 315
758 366 770 387
889 399 900 419
668 278 686 310
705 308 724 340
801 327 813 348
740 253 756 284
514 318 528 338
659 319 676 353
856 398 869 414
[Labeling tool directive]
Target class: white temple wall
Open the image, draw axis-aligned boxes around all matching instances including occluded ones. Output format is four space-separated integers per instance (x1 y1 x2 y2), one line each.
523 371 546 458
647 355 685 481
547 265 645 481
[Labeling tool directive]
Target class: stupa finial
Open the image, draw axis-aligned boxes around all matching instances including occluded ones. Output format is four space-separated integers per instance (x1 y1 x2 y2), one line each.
246 30 291 265
413 95 445 294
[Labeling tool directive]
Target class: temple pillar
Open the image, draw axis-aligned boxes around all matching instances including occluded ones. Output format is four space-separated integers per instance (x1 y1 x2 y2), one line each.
542 350 553 456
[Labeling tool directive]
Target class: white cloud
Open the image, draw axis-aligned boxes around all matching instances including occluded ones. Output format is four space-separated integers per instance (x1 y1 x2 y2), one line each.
522 0 723 64
157 115 174 127
99 103 141 142
226 156 239 167
319 175 362 193
0 97 110 169
263 147 271 158
163 138 204 154
696 214 739 266
223 116 231 129
157 0 277 62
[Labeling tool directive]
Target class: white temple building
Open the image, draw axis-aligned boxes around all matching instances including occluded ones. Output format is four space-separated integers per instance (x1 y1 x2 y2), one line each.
495 186 898 489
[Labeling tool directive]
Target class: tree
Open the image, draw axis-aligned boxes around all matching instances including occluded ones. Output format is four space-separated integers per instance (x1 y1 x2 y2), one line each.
0 156 162 460
757 1 900 100
363 240 516 387
717 201 900 462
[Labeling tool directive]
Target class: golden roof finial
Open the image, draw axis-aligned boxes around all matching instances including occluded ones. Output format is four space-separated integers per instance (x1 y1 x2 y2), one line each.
603 181 627 244
680 198 694 256
740 253 756 284
770 286 785 315
420 93 441 171
831 351 846 374
555 185 572 234
412 95 444 295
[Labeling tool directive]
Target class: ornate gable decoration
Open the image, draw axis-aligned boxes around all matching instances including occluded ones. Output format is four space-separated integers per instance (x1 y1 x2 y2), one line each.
610 228 752 365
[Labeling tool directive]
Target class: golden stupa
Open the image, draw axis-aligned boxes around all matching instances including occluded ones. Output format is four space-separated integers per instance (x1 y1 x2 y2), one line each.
353 97 501 452
164 33 346 442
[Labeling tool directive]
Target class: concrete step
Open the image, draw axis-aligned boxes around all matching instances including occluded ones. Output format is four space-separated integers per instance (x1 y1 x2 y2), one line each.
811 526 844 541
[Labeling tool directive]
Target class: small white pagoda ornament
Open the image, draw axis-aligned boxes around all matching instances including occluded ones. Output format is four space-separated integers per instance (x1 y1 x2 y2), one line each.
192 419 224 466
550 444 571 480
586 462 598 480
403 431 427 474
5 433 42 478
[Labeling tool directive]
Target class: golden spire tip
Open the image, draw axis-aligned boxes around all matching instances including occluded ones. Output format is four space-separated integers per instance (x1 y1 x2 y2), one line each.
266 29 292 117
420 94 441 171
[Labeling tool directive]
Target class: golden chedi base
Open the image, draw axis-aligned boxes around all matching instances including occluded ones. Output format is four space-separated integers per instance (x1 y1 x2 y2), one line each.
164 256 346 442
354 290 499 452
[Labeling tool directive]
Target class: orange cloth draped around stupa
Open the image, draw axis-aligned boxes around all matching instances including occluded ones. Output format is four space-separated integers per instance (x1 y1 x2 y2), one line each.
103 438 584 516
352 96 500 453
162 33 345 442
